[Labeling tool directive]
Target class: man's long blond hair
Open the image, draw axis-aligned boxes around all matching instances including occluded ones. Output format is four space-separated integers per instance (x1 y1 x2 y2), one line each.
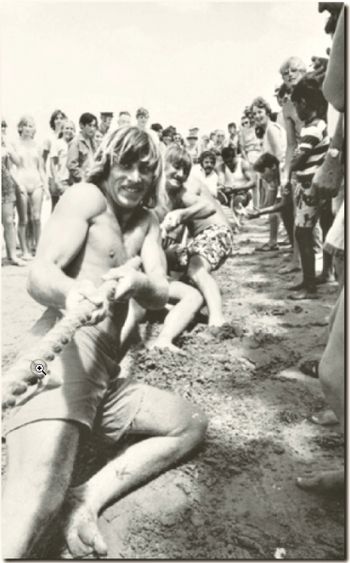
88 126 163 209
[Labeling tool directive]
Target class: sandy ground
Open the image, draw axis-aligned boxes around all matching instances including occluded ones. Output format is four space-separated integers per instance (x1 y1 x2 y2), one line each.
1 213 344 560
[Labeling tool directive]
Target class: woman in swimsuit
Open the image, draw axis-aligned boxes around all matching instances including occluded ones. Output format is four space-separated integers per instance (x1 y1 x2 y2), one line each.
14 115 48 257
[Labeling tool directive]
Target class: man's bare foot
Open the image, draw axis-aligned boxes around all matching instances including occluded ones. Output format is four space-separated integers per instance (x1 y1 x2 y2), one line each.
62 490 108 559
296 469 344 493
310 408 338 426
148 338 186 355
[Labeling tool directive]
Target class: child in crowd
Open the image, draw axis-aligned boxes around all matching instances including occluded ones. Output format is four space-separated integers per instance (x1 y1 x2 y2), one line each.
248 153 294 247
287 76 329 299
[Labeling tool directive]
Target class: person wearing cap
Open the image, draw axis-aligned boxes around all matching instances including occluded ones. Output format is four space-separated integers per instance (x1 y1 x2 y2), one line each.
99 112 114 136
136 107 150 130
136 108 160 147
186 132 199 164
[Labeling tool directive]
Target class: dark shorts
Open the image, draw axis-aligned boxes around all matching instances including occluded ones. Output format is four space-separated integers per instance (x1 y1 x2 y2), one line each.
295 179 319 228
4 308 146 443
175 224 234 271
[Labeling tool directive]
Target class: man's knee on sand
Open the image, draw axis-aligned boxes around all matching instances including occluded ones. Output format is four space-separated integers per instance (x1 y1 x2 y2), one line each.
172 406 208 449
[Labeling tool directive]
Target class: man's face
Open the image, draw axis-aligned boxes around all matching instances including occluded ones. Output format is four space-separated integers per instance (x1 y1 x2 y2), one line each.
63 122 75 142
187 137 197 148
118 114 131 128
223 152 236 169
137 115 149 129
216 132 225 145
228 125 236 136
106 159 154 209
281 65 305 89
82 121 97 139
202 157 215 176
165 161 189 192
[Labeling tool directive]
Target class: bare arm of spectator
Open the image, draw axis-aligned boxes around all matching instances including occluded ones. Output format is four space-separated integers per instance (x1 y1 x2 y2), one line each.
322 7 344 112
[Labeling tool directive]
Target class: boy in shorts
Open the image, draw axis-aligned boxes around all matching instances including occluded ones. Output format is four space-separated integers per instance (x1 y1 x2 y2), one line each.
159 144 234 328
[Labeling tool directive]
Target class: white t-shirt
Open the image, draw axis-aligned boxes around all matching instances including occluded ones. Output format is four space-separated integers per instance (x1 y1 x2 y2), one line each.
187 164 219 198
50 138 69 182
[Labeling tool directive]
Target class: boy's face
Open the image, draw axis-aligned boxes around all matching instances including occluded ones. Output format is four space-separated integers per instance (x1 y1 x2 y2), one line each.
81 121 97 139
260 165 277 183
293 98 308 122
165 161 189 192
106 158 154 209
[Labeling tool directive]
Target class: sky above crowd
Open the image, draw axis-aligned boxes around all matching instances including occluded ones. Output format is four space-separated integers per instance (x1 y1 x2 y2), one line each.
1 1 332 141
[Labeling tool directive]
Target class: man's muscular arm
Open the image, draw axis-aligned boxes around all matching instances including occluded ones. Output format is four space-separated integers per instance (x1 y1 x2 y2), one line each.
27 184 104 309
103 214 169 310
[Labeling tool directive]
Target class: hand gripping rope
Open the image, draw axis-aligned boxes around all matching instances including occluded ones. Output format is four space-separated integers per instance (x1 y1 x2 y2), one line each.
2 256 142 410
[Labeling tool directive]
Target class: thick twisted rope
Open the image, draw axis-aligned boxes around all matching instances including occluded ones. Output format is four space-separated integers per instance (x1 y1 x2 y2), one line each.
2 257 141 410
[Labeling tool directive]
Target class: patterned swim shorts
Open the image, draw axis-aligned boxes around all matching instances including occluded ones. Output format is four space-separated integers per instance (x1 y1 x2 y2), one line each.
295 179 319 229
175 224 234 271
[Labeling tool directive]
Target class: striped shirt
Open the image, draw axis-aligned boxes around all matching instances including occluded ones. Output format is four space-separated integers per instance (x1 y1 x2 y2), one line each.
296 118 329 183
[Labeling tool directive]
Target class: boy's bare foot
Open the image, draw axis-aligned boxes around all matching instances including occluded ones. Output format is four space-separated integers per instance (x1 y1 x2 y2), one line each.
148 338 186 355
296 469 344 493
310 408 338 426
63 490 108 559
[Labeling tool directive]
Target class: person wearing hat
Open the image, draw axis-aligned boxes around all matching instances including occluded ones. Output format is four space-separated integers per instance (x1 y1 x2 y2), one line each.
136 107 150 130
99 112 114 136
186 131 199 164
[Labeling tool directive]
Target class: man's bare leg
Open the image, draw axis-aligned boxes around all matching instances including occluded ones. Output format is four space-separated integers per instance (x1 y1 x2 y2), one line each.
187 254 225 327
63 388 208 558
297 289 344 492
2 420 79 558
150 281 204 352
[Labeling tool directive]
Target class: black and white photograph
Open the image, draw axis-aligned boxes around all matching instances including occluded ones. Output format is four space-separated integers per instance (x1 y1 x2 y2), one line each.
1 0 346 559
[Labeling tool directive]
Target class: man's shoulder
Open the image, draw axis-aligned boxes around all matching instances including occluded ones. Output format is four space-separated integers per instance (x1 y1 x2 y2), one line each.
61 183 107 218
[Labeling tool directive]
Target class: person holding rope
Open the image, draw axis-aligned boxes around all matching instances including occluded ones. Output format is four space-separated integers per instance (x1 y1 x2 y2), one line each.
2 126 208 559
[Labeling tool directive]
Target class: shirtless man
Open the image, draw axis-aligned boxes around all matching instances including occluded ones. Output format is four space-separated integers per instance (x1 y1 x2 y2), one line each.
160 144 233 328
2 127 208 559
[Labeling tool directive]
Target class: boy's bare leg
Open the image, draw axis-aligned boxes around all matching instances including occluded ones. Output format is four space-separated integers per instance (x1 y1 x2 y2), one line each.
63 387 208 558
297 289 344 492
150 281 204 352
2 420 79 559
187 254 225 327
